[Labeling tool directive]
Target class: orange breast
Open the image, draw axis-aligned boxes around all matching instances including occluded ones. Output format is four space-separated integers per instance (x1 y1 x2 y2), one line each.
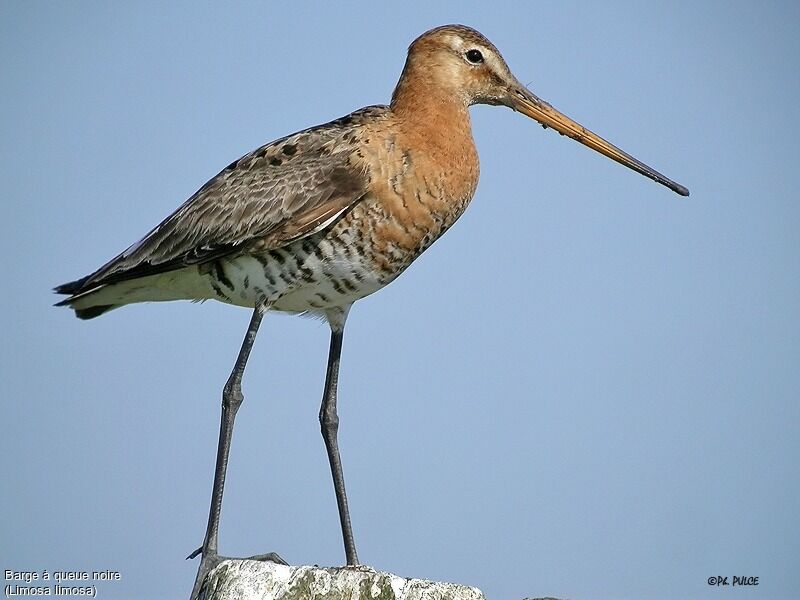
335 105 480 280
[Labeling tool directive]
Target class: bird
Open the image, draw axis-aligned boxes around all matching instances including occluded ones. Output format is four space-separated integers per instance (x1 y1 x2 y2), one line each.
55 24 689 598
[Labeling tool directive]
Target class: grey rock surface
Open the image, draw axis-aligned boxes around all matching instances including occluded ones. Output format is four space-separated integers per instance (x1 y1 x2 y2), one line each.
200 560 486 600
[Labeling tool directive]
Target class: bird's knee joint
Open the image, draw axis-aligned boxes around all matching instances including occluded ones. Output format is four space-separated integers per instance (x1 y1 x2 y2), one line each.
222 383 244 409
319 410 339 432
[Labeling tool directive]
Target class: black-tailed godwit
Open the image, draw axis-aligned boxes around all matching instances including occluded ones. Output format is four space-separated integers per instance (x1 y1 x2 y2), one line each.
55 24 688 598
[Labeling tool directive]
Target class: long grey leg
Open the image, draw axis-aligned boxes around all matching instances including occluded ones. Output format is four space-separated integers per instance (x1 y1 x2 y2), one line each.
188 301 270 599
320 307 359 565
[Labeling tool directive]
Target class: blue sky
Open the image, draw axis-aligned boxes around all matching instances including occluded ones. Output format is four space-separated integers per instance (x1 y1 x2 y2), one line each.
2 2 798 599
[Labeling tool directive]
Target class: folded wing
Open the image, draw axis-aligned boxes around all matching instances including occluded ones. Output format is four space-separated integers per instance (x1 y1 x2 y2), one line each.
56 107 385 297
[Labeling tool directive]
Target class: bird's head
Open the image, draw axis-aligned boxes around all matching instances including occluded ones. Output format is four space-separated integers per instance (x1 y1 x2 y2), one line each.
393 25 689 196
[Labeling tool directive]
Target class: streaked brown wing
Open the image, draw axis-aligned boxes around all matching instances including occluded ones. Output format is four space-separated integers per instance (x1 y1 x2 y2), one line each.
66 107 385 293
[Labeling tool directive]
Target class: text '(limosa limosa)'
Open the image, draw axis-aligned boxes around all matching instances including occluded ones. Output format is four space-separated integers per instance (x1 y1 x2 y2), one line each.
55 24 689 598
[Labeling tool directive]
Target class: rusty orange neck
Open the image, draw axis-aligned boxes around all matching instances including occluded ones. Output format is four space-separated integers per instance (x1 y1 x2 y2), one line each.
389 59 479 201
390 56 472 136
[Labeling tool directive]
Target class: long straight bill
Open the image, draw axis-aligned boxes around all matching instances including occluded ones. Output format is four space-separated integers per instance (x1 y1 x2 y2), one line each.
510 88 689 196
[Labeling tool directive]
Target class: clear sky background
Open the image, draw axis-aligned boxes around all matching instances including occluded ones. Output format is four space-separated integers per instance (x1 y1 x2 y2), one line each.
2 2 798 599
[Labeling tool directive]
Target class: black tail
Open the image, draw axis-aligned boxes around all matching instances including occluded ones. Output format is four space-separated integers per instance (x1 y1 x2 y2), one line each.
54 276 115 319
72 305 115 320
54 275 91 297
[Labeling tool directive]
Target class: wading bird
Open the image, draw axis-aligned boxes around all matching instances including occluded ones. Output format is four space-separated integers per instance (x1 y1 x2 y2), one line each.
55 24 688 598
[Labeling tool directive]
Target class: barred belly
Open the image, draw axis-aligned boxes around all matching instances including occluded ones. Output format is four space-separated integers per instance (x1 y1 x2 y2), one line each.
210 230 386 314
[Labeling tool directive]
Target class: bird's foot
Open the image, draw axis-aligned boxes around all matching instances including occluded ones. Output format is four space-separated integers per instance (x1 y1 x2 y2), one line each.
187 547 287 600
246 552 288 564
188 549 222 600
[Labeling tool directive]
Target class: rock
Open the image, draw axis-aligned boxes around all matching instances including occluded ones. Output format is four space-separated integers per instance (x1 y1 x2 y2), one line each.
200 560 486 600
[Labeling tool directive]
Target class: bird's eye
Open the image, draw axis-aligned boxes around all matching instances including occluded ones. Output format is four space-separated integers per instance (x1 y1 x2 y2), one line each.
465 49 484 64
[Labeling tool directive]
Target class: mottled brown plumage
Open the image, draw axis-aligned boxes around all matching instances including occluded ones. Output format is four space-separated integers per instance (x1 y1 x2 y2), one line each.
54 24 688 598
